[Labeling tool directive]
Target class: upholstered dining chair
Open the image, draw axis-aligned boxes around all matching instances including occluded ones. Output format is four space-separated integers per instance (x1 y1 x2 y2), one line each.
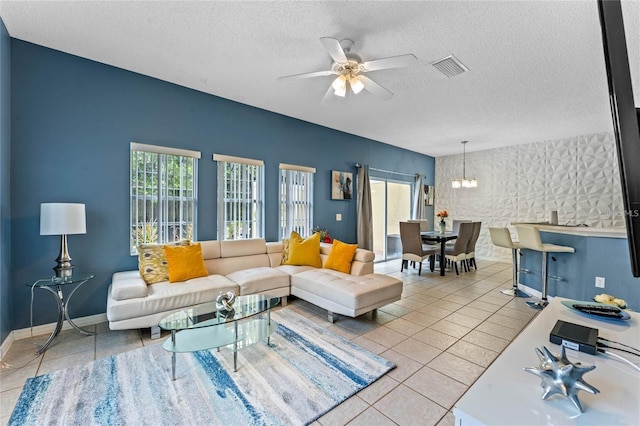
407 219 430 232
444 222 475 274
399 221 439 275
464 222 482 270
446 219 472 246
452 219 472 233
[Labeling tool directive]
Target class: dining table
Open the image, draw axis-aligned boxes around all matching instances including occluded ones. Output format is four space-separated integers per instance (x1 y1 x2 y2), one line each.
421 231 458 276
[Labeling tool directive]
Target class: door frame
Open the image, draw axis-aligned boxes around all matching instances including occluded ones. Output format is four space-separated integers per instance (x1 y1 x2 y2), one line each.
370 177 414 262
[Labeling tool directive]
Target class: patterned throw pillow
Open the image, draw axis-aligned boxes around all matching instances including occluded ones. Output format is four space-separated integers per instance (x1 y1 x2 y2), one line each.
163 243 209 283
282 238 290 264
138 240 190 285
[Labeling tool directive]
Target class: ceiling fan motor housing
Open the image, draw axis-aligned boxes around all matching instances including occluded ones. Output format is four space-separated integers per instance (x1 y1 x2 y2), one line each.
331 56 364 76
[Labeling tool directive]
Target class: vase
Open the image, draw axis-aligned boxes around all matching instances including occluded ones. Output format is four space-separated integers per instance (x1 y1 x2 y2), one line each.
439 219 446 234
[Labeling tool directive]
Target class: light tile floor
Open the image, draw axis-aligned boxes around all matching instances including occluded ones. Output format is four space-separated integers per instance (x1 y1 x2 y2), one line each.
0 259 539 425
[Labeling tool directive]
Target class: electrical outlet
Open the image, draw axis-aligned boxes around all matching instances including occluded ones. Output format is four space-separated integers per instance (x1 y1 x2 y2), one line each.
595 276 605 288
336 213 342 221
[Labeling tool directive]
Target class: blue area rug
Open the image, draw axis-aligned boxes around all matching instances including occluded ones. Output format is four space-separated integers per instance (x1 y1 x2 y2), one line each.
9 309 394 425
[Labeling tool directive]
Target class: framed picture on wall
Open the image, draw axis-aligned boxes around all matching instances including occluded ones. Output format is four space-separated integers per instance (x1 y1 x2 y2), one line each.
331 170 353 200
424 185 434 206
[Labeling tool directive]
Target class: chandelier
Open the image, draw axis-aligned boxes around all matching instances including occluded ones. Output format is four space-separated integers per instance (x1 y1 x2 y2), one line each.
451 140 477 189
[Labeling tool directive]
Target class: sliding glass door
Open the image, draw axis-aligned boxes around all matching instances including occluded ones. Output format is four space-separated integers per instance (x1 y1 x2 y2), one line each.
371 178 412 262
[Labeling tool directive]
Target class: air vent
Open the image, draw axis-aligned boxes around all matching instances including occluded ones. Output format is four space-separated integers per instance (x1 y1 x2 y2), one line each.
431 55 469 77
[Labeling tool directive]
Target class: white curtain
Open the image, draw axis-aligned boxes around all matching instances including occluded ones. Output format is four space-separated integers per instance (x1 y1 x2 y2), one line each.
412 173 425 220
357 165 373 250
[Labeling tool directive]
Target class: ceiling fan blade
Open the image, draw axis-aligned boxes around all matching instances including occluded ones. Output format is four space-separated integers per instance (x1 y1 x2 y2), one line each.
363 54 418 72
278 70 334 81
358 75 394 101
320 37 348 63
320 84 336 104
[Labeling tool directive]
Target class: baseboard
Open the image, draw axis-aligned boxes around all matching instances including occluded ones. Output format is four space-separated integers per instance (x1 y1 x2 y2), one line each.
1 313 108 361
519 283 542 299
0 332 14 363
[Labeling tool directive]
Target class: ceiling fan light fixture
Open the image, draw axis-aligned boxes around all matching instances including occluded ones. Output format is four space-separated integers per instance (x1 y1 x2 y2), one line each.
278 37 417 102
332 75 346 90
350 76 364 94
334 86 347 97
332 75 347 97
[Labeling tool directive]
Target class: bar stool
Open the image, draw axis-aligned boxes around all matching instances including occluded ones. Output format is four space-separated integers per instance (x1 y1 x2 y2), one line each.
515 225 575 309
489 227 530 297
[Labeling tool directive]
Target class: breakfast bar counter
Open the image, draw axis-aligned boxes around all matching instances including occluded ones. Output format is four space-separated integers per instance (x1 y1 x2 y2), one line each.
515 223 627 238
513 223 639 312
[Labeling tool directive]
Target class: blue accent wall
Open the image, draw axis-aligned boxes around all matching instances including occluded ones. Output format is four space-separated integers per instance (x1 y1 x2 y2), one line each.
0 18 12 345
9 40 435 330
519 232 640 310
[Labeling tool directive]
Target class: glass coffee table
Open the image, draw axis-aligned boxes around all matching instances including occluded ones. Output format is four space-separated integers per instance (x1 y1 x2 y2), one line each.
159 294 280 380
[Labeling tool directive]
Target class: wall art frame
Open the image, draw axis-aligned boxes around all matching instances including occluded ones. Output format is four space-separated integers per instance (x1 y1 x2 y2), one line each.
331 170 353 200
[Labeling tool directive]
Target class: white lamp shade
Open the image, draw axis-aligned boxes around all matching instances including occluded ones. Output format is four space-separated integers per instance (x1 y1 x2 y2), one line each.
40 203 87 235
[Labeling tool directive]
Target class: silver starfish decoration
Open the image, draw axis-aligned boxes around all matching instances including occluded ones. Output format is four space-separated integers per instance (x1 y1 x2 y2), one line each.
523 346 600 413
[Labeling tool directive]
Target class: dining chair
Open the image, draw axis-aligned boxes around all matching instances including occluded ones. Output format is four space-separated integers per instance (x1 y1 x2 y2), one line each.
452 219 472 233
464 222 482 270
407 219 429 232
444 222 475 274
399 221 439 275
446 219 472 246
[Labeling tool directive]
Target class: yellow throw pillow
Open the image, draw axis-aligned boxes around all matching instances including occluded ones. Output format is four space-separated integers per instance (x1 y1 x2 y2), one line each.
138 240 190 285
324 239 358 273
284 231 322 268
163 243 209 283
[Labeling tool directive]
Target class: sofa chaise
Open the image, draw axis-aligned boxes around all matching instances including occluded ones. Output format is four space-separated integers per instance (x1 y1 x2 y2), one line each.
106 238 403 337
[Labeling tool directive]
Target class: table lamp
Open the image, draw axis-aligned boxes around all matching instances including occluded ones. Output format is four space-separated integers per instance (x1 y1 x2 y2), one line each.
40 203 86 277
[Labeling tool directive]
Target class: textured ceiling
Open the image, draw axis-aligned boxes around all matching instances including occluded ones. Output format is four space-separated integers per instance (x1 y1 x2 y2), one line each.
1 0 638 157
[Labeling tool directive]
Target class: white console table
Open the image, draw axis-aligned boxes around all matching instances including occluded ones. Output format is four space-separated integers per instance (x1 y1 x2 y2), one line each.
454 297 640 425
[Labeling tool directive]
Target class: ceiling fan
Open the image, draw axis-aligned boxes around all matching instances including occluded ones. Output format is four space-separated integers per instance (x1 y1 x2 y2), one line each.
278 37 417 102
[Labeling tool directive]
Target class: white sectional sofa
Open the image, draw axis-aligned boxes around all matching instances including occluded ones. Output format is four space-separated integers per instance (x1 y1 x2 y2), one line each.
106 239 403 337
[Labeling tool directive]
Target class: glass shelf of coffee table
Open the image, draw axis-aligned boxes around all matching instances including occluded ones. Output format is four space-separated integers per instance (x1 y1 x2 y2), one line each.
159 294 280 379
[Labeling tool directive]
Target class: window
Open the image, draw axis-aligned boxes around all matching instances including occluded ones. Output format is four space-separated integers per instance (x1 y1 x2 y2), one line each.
130 143 199 254
279 163 315 240
215 154 264 240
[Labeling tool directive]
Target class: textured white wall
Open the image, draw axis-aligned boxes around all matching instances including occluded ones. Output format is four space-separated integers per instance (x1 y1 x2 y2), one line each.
435 132 625 262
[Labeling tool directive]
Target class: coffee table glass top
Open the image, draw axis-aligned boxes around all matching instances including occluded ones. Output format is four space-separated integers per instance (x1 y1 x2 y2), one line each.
159 294 281 358
159 294 281 331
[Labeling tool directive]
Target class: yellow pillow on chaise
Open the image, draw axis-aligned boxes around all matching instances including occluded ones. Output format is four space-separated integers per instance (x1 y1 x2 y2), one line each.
163 243 209 283
284 231 322 268
324 239 358 273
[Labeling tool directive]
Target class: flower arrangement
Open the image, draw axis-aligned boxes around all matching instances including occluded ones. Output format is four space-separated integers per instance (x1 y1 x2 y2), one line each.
312 226 332 243
436 210 448 234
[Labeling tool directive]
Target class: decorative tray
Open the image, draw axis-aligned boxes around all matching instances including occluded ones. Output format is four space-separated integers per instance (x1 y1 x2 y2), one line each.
561 300 631 321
